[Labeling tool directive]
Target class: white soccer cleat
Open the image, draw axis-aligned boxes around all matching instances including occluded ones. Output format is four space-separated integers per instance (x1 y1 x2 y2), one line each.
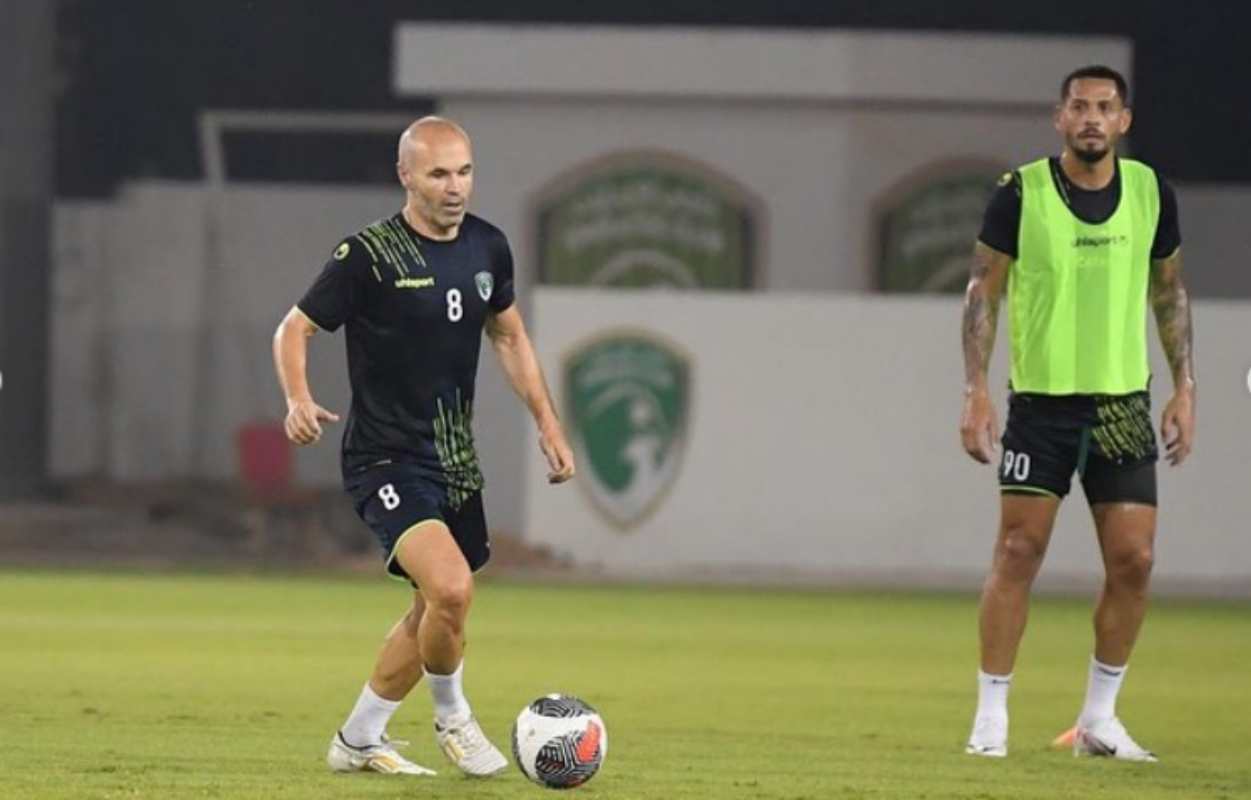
965 715 1008 758
435 713 509 776
1073 718 1158 762
326 730 438 775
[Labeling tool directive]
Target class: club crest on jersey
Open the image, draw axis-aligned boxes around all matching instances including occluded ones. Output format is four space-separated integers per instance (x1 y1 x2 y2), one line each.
474 271 494 302
563 331 690 530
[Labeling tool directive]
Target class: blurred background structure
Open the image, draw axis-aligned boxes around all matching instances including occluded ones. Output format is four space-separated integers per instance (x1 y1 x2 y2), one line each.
1 2 1248 593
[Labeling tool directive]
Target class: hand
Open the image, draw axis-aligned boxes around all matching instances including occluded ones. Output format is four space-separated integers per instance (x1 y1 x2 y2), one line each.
960 387 999 464
284 398 340 446
1160 386 1195 466
538 422 576 484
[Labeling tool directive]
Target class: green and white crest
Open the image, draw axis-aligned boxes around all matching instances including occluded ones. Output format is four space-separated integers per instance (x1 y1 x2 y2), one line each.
877 160 1005 293
564 332 691 529
474 270 494 302
537 152 757 289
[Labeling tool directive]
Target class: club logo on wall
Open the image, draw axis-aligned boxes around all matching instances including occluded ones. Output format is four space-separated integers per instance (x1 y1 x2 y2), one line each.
876 160 1006 293
563 332 691 530
536 152 758 289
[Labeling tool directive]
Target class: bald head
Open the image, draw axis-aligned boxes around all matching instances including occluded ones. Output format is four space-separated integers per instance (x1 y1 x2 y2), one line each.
396 116 475 239
397 116 471 167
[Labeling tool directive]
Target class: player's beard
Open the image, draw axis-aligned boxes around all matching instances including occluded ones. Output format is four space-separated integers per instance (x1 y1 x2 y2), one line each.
1071 136 1111 164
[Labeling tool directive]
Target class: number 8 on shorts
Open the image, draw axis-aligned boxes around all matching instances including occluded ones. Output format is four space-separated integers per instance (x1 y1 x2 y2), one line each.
378 483 401 511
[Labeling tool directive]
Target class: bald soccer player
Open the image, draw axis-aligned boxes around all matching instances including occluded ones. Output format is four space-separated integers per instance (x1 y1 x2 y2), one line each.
273 117 576 777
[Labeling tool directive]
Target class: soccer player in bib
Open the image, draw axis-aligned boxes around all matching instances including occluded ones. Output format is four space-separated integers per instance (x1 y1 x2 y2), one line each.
959 66 1195 761
273 117 575 777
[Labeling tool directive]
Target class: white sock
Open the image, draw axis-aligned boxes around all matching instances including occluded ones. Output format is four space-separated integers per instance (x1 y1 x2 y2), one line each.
427 661 471 722
340 683 402 748
975 669 1012 721
1079 656 1127 726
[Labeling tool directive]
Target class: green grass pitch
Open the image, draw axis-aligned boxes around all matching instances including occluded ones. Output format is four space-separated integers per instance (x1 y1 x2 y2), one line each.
1 570 1248 799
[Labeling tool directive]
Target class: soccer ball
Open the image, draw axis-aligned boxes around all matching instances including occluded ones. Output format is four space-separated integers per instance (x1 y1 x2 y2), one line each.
511 694 607 789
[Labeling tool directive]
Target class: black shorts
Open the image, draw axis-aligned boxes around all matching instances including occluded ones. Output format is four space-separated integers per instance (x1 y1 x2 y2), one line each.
345 463 490 584
999 391 1158 506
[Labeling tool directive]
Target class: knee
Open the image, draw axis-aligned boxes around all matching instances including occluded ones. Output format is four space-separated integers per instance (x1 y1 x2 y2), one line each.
1107 546 1154 590
423 574 473 624
994 525 1047 579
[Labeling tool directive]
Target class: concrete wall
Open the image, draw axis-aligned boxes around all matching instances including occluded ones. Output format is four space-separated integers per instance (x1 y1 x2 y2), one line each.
48 178 1251 542
524 289 1251 593
49 184 392 483
447 98 1045 293
1172 186 1251 298
50 182 531 530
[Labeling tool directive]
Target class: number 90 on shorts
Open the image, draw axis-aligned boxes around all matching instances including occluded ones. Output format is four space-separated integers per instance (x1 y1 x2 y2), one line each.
1001 449 1032 482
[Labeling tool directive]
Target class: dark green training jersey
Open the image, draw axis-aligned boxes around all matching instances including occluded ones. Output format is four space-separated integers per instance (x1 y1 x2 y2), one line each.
297 212 516 495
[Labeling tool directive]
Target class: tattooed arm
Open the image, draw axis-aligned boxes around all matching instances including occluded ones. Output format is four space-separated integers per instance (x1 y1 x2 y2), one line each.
960 242 1012 463
1150 248 1196 465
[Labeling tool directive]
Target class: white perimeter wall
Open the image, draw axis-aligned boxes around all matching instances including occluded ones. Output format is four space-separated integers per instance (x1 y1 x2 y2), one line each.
524 289 1251 592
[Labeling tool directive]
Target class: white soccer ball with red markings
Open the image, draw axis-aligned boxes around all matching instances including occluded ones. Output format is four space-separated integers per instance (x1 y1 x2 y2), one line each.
511 694 607 789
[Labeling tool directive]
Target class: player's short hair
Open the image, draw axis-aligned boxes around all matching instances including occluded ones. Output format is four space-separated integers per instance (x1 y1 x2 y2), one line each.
1061 65 1130 105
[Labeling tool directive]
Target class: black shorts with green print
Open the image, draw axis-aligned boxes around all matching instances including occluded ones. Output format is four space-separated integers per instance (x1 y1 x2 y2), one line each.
998 391 1158 506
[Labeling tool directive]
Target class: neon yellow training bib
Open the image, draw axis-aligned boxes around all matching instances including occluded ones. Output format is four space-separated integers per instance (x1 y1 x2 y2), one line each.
1009 157 1159 394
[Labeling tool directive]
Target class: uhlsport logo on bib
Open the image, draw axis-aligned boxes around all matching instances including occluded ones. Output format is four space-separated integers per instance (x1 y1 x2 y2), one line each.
564 332 690 529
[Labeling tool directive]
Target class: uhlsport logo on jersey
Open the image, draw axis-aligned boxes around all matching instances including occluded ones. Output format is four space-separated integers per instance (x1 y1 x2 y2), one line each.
536 152 757 289
474 271 494 302
564 332 690 529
